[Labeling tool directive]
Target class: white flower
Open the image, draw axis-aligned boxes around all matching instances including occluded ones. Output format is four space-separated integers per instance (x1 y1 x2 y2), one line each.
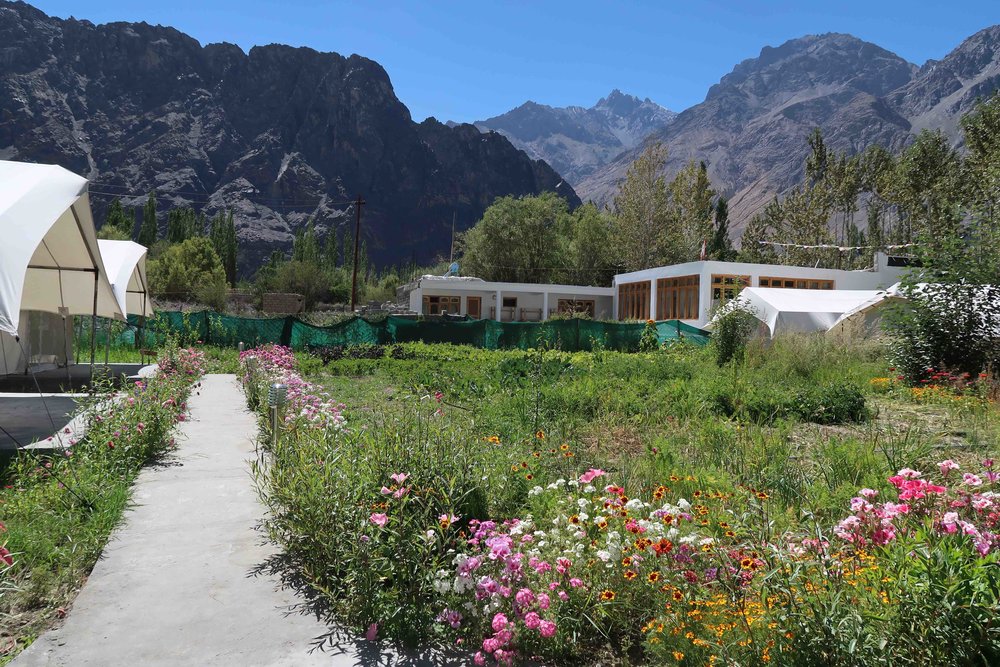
578 512 589 522
583 485 596 493
568 480 579 487
699 537 715 546
528 485 545 497
577 498 590 509
625 498 645 511
596 550 611 562
677 498 691 510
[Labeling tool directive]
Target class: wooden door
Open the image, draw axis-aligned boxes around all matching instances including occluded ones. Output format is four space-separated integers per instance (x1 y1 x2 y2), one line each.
467 297 481 319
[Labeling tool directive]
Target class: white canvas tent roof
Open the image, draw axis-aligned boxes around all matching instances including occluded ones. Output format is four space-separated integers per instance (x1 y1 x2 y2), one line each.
827 283 905 335
707 288 884 337
0 160 123 335
97 240 154 318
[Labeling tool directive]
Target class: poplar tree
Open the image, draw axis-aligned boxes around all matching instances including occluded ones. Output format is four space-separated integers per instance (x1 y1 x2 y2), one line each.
139 192 158 248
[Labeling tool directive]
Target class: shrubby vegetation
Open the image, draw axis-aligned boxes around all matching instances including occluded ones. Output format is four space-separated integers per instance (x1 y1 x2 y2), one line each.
241 334 1000 665
0 343 205 659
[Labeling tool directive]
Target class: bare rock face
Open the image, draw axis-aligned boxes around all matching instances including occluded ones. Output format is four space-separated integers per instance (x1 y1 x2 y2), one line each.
0 1 579 272
577 30 1000 237
473 90 676 185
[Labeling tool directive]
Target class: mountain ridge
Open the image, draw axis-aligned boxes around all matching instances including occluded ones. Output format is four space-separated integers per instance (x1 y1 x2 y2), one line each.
0 0 579 272
576 28 1000 235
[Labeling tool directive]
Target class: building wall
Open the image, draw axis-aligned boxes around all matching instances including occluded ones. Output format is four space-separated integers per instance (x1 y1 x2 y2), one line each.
406 285 614 321
614 258 907 327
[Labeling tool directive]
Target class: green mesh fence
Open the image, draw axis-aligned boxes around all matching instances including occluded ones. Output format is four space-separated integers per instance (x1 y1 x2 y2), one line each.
127 312 710 351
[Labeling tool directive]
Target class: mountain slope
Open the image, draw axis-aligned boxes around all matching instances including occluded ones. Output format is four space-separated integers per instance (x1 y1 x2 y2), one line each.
0 1 579 271
577 33 923 232
473 90 676 184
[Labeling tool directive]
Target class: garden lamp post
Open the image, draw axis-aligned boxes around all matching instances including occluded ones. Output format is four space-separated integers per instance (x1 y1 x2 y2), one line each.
267 382 287 449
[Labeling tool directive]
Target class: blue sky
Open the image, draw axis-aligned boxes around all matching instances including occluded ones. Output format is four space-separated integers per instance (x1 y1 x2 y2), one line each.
30 1 1000 123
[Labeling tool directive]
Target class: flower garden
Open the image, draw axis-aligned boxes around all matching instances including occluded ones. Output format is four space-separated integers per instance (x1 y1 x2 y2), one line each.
241 337 1000 665
0 344 205 661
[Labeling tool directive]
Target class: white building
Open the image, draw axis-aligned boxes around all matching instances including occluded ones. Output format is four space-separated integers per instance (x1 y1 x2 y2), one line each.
400 275 615 321
613 253 908 328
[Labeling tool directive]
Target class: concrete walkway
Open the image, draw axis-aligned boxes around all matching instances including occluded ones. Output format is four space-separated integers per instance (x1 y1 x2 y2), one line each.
14 374 386 666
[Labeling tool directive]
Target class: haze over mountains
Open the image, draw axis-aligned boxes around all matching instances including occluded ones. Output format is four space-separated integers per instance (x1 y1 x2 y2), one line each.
1 0 999 269
470 91 676 184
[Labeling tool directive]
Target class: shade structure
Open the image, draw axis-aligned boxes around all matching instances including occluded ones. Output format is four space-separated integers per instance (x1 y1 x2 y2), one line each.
708 288 884 338
97 240 154 318
827 283 905 336
0 160 123 335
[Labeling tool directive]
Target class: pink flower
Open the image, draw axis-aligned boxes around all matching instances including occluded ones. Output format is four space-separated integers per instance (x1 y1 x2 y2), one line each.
474 652 486 665
389 472 409 485
938 459 960 475
491 613 509 633
380 486 392 495
569 577 584 588
523 611 541 630
0 546 12 566
859 488 878 499
963 473 984 487
369 513 388 528
393 486 410 499
941 512 960 533
538 620 557 638
557 590 569 601
515 588 535 606
537 592 550 610
556 557 572 574
579 468 607 484
365 623 378 641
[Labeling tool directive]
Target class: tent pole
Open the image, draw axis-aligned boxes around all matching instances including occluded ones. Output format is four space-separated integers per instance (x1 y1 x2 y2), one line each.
104 318 111 367
89 272 98 390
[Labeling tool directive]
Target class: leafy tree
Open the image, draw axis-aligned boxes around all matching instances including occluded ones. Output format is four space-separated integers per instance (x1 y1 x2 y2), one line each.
139 192 158 248
147 237 227 302
561 203 618 286
166 207 204 244
669 160 715 260
612 142 673 271
209 210 239 286
459 193 570 283
707 197 735 261
99 198 135 240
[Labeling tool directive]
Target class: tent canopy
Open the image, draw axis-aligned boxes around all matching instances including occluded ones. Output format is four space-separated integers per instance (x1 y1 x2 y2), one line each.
708 288 884 337
97 240 154 318
0 160 123 335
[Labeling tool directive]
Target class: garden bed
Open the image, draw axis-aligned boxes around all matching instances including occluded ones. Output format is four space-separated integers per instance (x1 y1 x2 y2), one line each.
242 339 1000 665
0 345 205 663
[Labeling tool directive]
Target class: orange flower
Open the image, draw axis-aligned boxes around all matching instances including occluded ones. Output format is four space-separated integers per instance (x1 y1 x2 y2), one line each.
486 435 500 445
647 571 661 583
740 557 754 570
672 590 683 602
536 430 546 440
622 556 633 567
600 589 616 601
624 570 638 580
560 443 570 451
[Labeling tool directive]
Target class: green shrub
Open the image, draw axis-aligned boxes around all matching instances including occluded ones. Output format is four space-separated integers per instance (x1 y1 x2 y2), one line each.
712 304 758 365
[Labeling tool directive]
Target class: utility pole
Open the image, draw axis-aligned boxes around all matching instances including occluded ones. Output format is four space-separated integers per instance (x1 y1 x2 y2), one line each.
349 195 365 312
449 211 456 264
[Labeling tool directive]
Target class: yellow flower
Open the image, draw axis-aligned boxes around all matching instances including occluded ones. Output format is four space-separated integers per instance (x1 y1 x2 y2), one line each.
673 651 684 661
535 430 545 440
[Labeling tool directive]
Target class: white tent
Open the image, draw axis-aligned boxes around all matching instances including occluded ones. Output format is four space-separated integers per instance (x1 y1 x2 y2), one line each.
97 240 154 318
0 160 123 331
0 160 124 373
827 283 905 337
708 288 885 338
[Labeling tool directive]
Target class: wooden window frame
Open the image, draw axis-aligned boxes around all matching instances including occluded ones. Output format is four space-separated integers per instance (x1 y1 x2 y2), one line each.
759 277 835 290
617 281 651 320
710 274 750 302
655 275 700 320
422 295 460 315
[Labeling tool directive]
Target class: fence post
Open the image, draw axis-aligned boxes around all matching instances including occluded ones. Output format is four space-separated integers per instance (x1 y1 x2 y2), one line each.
281 316 295 348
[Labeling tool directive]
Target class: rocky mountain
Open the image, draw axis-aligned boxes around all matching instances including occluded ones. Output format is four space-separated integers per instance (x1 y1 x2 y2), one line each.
0 1 578 271
472 90 675 184
577 29 1000 237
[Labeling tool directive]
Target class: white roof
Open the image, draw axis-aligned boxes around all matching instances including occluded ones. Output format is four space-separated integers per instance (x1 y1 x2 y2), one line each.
828 283 904 332
708 288 884 337
0 160 123 334
98 240 154 318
